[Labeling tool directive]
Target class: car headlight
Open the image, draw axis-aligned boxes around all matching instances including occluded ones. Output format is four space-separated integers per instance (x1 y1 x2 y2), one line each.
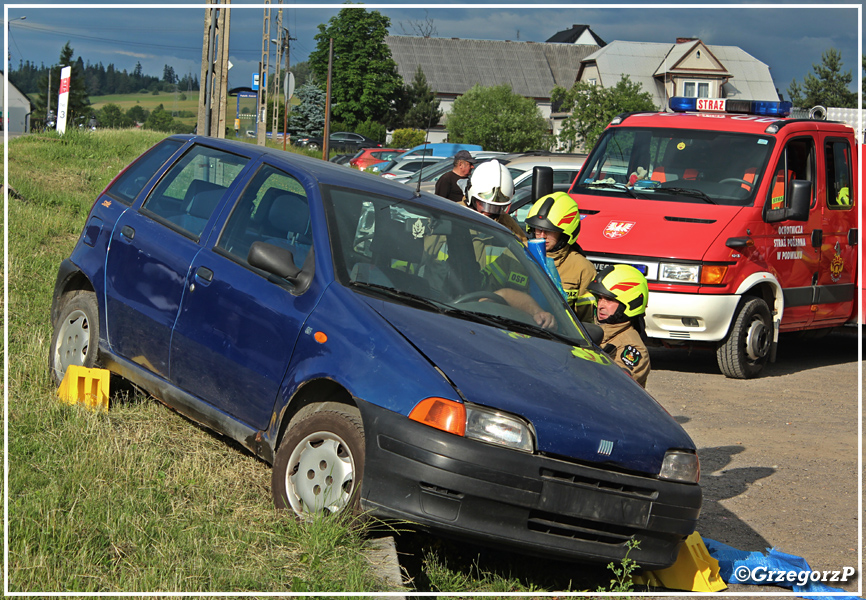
409 398 535 453
465 404 534 453
659 262 700 284
659 450 700 483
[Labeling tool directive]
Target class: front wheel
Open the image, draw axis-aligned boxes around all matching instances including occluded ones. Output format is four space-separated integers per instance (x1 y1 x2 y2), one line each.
716 297 772 379
49 291 100 387
272 407 365 520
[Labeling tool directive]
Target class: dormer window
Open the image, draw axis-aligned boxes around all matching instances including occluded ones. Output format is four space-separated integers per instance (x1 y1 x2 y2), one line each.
683 81 710 98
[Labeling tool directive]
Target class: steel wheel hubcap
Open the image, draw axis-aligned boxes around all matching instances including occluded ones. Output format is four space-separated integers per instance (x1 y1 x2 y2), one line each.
287 431 354 517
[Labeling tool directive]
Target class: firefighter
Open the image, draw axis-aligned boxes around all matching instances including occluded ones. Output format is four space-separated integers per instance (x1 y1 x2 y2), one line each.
465 159 527 241
587 264 650 387
524 191 597 321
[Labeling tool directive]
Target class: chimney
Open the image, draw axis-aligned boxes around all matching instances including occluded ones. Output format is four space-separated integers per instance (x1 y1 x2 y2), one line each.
676 37 698 44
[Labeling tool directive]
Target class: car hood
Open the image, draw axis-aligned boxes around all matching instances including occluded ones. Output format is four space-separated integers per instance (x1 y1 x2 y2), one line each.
576 198 743 261
365 297 695 475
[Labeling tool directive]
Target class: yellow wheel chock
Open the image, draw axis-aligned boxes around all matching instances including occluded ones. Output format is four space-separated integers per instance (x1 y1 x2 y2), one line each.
633 531 727 592
57 365 110 413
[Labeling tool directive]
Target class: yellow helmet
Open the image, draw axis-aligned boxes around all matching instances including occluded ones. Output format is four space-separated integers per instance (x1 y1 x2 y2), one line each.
525 192 582 246
587 264 649 321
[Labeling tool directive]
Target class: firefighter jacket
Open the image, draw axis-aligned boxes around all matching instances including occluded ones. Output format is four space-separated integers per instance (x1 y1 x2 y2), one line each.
599 320 650 388
548 245 596 321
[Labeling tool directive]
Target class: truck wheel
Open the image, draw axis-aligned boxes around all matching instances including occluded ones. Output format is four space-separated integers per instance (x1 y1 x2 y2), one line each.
49 291 100 387
716 297 772 379
271 407 365 520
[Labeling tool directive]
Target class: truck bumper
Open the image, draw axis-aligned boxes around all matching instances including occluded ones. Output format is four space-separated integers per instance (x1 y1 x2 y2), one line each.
645 291 740 342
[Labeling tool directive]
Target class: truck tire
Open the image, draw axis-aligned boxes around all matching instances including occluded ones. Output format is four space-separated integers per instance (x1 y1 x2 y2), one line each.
716 297 772 379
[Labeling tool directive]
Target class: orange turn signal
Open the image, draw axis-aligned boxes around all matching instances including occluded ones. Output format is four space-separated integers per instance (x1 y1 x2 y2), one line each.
700 265 728 285
408 397 466 436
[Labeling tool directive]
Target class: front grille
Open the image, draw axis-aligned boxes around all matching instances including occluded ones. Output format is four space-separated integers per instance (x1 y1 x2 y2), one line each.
540 468 658 500
528 510 636 545
669 331 691 339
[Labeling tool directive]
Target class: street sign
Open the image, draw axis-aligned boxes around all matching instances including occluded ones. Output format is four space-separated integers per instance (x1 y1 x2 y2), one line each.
252 72 268 91
57 66 71 135
284 72 295 100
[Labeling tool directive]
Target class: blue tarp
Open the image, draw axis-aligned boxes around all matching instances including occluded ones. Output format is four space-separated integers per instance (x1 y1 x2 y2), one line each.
705 538 860 599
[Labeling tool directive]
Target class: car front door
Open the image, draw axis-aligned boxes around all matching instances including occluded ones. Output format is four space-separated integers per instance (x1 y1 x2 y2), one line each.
169 162 319 429
104 144 249 377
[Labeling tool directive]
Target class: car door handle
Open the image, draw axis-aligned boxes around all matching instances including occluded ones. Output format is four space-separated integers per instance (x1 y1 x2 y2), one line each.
848 228 858 246
195 266 214 283
810 229 822 248
121 225 135 240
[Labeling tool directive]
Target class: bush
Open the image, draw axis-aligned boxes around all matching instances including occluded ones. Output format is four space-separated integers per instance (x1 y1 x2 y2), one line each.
390 128 426 148
355 119 386 144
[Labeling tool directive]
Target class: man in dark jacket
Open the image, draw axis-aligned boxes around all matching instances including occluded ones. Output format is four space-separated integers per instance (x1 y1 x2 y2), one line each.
434 150 476 202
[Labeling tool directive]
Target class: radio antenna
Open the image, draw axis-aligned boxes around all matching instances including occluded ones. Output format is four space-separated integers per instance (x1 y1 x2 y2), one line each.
414 108 436 197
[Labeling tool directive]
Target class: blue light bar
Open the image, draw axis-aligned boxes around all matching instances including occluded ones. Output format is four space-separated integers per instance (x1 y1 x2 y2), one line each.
668 96 792 118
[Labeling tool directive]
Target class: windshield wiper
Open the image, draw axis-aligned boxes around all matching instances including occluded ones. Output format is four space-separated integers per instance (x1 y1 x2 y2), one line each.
658 187 716 204
445 307 586 346
583 181 638 198
350 281 450 313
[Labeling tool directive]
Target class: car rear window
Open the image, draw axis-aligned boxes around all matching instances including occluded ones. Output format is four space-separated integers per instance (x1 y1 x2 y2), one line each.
106 138 184 205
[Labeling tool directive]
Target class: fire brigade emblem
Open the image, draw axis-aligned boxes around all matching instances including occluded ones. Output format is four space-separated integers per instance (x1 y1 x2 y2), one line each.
603 221 635 239
621 345 642 368
830 241 844 282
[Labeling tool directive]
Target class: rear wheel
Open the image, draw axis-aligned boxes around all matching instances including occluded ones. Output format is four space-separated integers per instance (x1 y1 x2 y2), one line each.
716 297 772 379
49 291 100 387
307 142 320 151
271 406 365 520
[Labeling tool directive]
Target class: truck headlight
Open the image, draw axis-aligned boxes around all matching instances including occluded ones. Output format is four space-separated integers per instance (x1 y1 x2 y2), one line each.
659 263 700 284
466 404 535 453
659 450 700 483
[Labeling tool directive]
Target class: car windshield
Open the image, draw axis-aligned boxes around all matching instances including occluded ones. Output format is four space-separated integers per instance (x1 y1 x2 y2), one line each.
323 187 591 346
574 127 775 206
401 160 452 184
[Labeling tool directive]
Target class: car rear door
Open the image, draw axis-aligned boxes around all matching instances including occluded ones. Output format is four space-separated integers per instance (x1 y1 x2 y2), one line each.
104 143 250 378
169 161 320 429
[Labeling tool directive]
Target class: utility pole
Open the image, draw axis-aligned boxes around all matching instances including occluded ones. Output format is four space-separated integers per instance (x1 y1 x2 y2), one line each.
257 0 271 146
197 0 230 137
323 38 333 160
271 6 282 138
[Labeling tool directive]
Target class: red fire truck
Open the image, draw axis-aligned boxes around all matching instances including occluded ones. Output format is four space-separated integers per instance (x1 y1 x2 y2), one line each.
558 97 858 378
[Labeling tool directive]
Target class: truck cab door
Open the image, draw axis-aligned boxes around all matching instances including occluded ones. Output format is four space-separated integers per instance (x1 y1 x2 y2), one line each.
761 136 822 329
813 137 857 325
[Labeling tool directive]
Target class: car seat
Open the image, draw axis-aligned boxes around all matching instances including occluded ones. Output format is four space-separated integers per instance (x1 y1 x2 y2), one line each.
260 191 312 267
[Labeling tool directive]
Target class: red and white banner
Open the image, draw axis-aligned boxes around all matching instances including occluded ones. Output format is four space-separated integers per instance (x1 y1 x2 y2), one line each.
57 66 71 134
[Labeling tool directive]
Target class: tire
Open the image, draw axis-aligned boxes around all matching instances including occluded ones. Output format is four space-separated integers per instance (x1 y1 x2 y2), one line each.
716 297 772 379
271 407 365 520
307 142 320 151
49 291 100 387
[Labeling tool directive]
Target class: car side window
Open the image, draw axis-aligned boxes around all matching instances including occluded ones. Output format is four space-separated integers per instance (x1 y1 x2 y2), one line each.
217 164 312 270
767 137 815 211
142 145 249 239
107 138 184 205
825 140 853 210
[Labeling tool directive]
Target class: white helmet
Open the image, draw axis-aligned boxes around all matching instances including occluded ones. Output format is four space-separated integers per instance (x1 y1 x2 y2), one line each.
466 159 514 216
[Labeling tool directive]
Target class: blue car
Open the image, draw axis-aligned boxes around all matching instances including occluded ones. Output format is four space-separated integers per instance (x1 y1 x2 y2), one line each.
49 135 701 569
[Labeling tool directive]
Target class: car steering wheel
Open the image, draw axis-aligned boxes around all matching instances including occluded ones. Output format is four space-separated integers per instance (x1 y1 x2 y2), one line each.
719 178 753 189
452 291 508 305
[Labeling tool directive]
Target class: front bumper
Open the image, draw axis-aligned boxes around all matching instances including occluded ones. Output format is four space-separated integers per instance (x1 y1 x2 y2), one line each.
645 291 740 342
358 401 701 570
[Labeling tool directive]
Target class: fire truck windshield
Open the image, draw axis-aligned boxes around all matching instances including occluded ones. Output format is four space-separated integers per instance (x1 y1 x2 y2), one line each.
575 128 775 206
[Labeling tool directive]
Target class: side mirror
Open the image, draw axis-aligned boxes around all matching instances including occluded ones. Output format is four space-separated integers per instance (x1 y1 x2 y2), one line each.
248 241 314 295
581 321 604 346
764 179 812 223
532 166 554 201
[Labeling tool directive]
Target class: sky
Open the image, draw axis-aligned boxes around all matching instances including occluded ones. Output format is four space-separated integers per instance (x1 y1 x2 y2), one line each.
2 2 862 103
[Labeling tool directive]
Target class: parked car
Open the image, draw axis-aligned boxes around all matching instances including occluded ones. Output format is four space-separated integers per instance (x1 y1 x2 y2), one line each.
50 135 701 569
377 155 448 180
348 147 406 171
297 131 381 153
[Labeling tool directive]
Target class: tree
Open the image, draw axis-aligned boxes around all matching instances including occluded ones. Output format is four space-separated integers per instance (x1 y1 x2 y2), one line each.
309 7 402 129
399 65 443 130
162 64 177 85
287 83 326 137
787 48 856 108
446 84 548 152
97 103 133 128
33 42 91 122
398 10 437 38
144 104 175 132
551 75 656 151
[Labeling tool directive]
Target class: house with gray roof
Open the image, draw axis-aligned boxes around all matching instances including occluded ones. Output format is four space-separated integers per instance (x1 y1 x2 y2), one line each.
384 32 780 147
384 35 601 142
1 71 32 134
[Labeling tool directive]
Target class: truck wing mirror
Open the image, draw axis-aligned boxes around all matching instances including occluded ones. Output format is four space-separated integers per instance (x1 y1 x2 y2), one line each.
764 179 812 223
532 166 553 202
